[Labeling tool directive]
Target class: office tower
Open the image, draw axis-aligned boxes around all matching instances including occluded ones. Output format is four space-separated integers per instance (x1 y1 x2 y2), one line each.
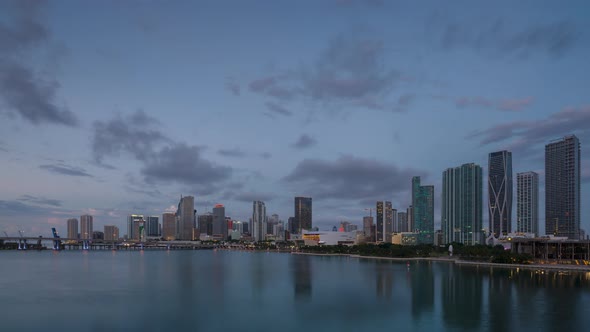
376 201 384 242
442 163 483 245
212 204 226 239
545 135 580 239
127 215 144 240
67 218 78 239
363 216 374 240
412 177 434 244
288 217 297 235
242 220 249 234
517 172 539 236
104 225 119 241
162 212 176 240
176 196 196 240
252 201 266 242
488 150 513 238
407 206 414 231
385 203 394 241
295 197 312 233
198 213 213 236
80 214 93 240
146 216 159 237
397 212 408 232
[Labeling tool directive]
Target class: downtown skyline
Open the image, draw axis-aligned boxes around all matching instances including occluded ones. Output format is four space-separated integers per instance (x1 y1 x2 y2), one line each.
0 0 590 237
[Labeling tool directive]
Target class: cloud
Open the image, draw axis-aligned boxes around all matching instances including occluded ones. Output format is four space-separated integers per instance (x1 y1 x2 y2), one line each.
39 163 93 177
431 15 579 58
227 192 274 203
17 195 62 207
393 93 415 112
283 155 426 201
291 134 318 149
0 200 47 216
265 102 293 116
260 152 272 159
0 1 78 126
92 110 168 163
468 106 590 155
225 77 240 96
455 96 533 111
218 147 247 158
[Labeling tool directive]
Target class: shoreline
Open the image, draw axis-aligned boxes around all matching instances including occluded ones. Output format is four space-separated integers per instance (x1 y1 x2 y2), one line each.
292 251 590 272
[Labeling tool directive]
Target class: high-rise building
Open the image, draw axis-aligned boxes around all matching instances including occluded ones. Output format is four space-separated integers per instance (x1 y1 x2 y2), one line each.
488 150 513 238
442 163 483 245
212 204 226 239
397 212 408 232
252 201 266 242
376 201 384 242
385 203 394 242
198 213 213 236
92 231 104 240
127 215 144 241
407 206 414 232
545 135 580 239
288 217 297 235
162 212 176 240
80 214 93 240
517 171 539 236
412 177 434 244
176 196 196 240
104 225 119 241
363 216 373 240
146 216 159 237
67 218 78 239
295 197 312 233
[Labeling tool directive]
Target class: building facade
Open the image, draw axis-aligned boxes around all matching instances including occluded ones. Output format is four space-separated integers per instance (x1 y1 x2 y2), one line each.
127 215 144 241
176 196 196 240
295 197 312 233
104 225 119 241
397 212 408 233
442 163 483 245
212 204 226 239
488 150 513 238
376 201 384 242
385 202 394 243
252 201 266 242
545 135 580 239
363 216 374 241
67 218 78 240
146 216 159 237
80 215 93 240
198 213 213 236
412 176 434 244
517 171 539 236
162 212 176 240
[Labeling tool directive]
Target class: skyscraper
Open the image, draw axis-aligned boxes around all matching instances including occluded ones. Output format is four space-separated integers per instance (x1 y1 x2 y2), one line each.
212 204 226 239
67 218 78 239
545 135 580 239
198 213 213 236
127 215 144 240
376 201 384 242
176 196 196 240
442 163 483 245
162 212 176 240
407 206 414 231
488 150 513 238
363 216 373 240
295 197 312 233
252 201 266 242
384 203 394 241
80 214 93 240
104 225 119 241
397 212 408 232
517 171 539 236
412 177 434 244
146 216 159 237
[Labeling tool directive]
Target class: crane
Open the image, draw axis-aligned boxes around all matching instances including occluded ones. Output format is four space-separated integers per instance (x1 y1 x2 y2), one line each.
3 231 8 238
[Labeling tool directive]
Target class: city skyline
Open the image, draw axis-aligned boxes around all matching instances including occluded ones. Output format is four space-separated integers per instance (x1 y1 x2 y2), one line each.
0 1 589 237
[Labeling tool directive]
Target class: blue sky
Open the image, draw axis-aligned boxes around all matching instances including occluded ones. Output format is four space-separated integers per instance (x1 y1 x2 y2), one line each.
0 0 589 237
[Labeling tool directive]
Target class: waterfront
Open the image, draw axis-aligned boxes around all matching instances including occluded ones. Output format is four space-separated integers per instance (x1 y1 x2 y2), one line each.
1 251 590 332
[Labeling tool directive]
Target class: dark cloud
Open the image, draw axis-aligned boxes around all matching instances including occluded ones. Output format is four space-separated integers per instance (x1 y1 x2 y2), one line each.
393 93 415 112
283 155 426 200
0 200 47 216
17 194 62 207
431 15 579 58
39 163 93 177
291 134 318 149
142 143 232 186
0 0 78 126
218 147 247 158
92 110 168 163
227 191 274 203
260 152 272 159
468 106 590 155
455 96 533 112
225 77 240 96
265 102 293 116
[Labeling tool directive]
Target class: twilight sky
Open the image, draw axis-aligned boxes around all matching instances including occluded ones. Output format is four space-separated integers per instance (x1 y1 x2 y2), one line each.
1 0 589 237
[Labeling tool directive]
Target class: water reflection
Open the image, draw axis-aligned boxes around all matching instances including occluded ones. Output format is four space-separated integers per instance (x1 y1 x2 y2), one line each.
291 255 312 300
410 261 434 319
441 264 483 330
375 260 393 299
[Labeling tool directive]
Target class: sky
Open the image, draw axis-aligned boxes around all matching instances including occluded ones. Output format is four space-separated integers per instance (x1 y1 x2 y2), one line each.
0 0 589 237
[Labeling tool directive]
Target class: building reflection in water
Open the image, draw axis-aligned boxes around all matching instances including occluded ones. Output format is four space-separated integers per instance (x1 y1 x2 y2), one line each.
441 265 483 330
488 267 512 331
375 260 393 299
291 255 312 300
410 261 434 319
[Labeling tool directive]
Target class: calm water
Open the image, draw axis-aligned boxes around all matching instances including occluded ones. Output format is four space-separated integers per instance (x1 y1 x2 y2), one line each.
1 250 590 332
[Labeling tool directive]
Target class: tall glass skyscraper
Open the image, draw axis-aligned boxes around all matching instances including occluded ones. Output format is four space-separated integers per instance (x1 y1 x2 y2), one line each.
80 214 93 240
146 216 159 237
67 218 78 239
212 204 226 239
545 135 580 239
295 197 312 233
375 201 384 242
412 176 434 244
252 201 266 242
442 163 483 245
517 171 539 236
488 150 512 238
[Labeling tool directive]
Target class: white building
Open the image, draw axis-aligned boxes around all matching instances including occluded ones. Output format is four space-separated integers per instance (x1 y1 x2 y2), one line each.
301 230 357 246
